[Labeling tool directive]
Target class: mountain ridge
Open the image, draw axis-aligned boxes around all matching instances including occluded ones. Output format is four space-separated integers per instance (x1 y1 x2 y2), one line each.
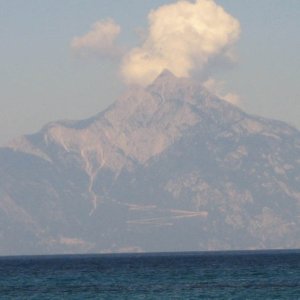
1 71 299 255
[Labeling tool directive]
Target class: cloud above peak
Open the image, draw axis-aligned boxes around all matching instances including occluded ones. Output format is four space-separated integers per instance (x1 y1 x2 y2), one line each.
121 0 240 86
71 19 121 57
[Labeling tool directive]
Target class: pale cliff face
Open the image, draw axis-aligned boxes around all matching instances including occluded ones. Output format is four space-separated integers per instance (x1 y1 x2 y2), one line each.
9 71 202 172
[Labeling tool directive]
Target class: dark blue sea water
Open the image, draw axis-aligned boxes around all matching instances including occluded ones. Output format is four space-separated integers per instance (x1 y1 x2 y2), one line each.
0 250 299 299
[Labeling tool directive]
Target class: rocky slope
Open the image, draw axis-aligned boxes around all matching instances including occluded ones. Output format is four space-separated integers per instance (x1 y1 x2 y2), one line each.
1 70 299 255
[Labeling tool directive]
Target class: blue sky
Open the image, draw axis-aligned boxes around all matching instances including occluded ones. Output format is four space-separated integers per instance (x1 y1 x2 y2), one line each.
0 0 299 145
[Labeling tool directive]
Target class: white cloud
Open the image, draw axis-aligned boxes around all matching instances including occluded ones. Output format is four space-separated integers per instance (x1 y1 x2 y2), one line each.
121 0 240 86
71 19 121 57
203 78 241 105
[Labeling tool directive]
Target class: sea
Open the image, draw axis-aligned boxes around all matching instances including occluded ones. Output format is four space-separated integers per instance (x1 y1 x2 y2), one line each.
0 250 299 299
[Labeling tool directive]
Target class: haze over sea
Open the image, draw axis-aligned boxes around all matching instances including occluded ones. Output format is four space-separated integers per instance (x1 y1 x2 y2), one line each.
0 250 299 299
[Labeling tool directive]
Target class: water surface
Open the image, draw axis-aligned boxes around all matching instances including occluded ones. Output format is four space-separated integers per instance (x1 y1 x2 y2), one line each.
0 250 299 299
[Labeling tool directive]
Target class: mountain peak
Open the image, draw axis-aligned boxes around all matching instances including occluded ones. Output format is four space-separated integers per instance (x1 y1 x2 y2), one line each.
148 69 199 102
156 69 176 80
150 69 179 87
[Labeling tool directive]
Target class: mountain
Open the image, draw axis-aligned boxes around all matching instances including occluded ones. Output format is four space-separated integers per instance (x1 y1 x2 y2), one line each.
1 70 299 255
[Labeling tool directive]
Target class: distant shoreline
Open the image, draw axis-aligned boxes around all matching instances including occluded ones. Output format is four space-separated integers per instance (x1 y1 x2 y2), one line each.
1 248 299 260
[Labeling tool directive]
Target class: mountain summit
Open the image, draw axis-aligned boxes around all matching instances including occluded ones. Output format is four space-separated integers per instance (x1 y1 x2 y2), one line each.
1 71 300 255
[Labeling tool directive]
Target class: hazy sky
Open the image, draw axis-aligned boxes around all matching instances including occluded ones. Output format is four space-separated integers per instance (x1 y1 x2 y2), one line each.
0 0 299 145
